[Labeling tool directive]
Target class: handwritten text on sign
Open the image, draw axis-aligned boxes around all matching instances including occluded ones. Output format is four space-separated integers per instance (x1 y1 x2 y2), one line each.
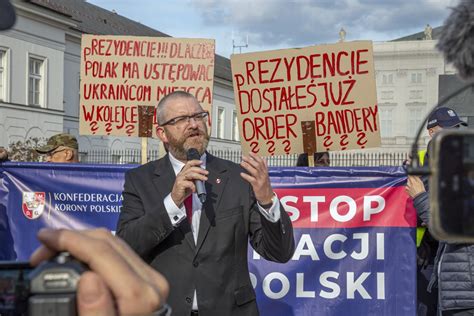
231 41 380 156
79 35 215 137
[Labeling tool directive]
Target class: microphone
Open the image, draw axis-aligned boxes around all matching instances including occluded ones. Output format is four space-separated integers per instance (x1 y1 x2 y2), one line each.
186 148 206 203
0 0 16 31
436 0 474 80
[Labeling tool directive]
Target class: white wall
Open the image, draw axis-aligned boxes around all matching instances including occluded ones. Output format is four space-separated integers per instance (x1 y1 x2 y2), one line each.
208 80 241 151
0 6 69 147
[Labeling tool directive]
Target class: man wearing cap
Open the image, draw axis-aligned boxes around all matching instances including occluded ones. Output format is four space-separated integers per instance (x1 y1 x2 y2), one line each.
425 107 467 164
36 133 79 163
427 106 468 133
406 107 474 316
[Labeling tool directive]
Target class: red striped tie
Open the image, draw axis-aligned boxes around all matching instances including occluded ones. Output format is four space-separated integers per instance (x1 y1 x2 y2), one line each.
184 195 193 224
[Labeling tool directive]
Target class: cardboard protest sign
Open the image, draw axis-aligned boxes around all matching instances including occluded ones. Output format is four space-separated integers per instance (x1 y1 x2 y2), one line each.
79 35 215 137
231 41 380 156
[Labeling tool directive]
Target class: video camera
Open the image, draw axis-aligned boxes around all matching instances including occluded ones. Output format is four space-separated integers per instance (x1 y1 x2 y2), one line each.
426 128 474 242
0 252 86 316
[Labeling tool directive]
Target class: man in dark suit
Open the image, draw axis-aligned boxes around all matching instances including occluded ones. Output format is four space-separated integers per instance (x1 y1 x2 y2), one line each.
117 91 295 316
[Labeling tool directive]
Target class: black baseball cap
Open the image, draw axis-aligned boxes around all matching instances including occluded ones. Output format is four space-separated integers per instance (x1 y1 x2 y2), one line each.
0 0 16 31
426 107 467 129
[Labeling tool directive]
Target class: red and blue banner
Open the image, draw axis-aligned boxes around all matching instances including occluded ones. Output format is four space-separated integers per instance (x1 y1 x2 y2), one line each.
253 167 417 315
0 162 416 315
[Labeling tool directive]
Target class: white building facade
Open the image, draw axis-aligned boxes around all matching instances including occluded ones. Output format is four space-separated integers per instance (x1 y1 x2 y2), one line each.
0 1 73 146
373 39 456 152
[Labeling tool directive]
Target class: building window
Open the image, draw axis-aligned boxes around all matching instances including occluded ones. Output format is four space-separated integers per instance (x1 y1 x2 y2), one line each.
232 111 239 141
382 73 393 85
0 50 5 102
381 91 394 100
217 107 225 139
410 72 422 84
379 108 393 137
409 90 423 99
409 108 424 136
28 57 44 106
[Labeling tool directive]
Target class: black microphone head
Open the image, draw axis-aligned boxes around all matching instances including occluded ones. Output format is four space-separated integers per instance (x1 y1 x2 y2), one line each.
437 0 474 80
0 0 16 31
186 148 201 161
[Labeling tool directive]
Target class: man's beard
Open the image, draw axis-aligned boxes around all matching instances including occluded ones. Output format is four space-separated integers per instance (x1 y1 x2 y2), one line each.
165 126 210 161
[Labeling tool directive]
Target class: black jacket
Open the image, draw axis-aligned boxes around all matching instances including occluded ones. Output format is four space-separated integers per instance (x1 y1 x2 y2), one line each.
117 153 295 316
413 192 474 311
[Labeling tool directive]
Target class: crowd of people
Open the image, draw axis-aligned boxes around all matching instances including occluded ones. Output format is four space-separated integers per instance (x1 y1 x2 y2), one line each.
1 105 472 315
1 0 472 313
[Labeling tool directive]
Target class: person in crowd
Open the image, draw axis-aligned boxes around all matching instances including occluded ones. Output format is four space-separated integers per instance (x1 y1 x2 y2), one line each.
407 107 473 316
423 107 468 166
0 147 9 162
30 228 170 316
296 152 330 167
36 133 80 163
117 91 295 316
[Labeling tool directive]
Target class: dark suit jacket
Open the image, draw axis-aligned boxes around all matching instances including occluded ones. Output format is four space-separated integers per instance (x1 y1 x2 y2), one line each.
117 153 295 316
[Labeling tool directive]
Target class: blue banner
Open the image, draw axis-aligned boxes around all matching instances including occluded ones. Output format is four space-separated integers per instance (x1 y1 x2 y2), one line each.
0 162 127 260
0 162 416 315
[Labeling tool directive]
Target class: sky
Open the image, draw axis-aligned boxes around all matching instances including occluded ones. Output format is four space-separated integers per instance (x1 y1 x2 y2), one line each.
88 0 459 58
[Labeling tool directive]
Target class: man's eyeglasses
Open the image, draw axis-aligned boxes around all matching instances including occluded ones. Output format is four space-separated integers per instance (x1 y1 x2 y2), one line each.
46 148 67 157
160 111 209 127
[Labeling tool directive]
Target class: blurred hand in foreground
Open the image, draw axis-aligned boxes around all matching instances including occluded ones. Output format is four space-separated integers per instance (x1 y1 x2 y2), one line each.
30 228 169 316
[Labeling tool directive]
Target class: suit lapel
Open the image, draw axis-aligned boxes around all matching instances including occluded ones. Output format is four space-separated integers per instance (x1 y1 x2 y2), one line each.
152 155 196 251
195 154 228 254
152 155 175 199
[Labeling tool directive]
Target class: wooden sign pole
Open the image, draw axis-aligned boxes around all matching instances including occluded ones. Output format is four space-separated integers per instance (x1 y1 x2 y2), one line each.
141 137 147 165
308 155 315 167
301 121 316 167
138 105 155 165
